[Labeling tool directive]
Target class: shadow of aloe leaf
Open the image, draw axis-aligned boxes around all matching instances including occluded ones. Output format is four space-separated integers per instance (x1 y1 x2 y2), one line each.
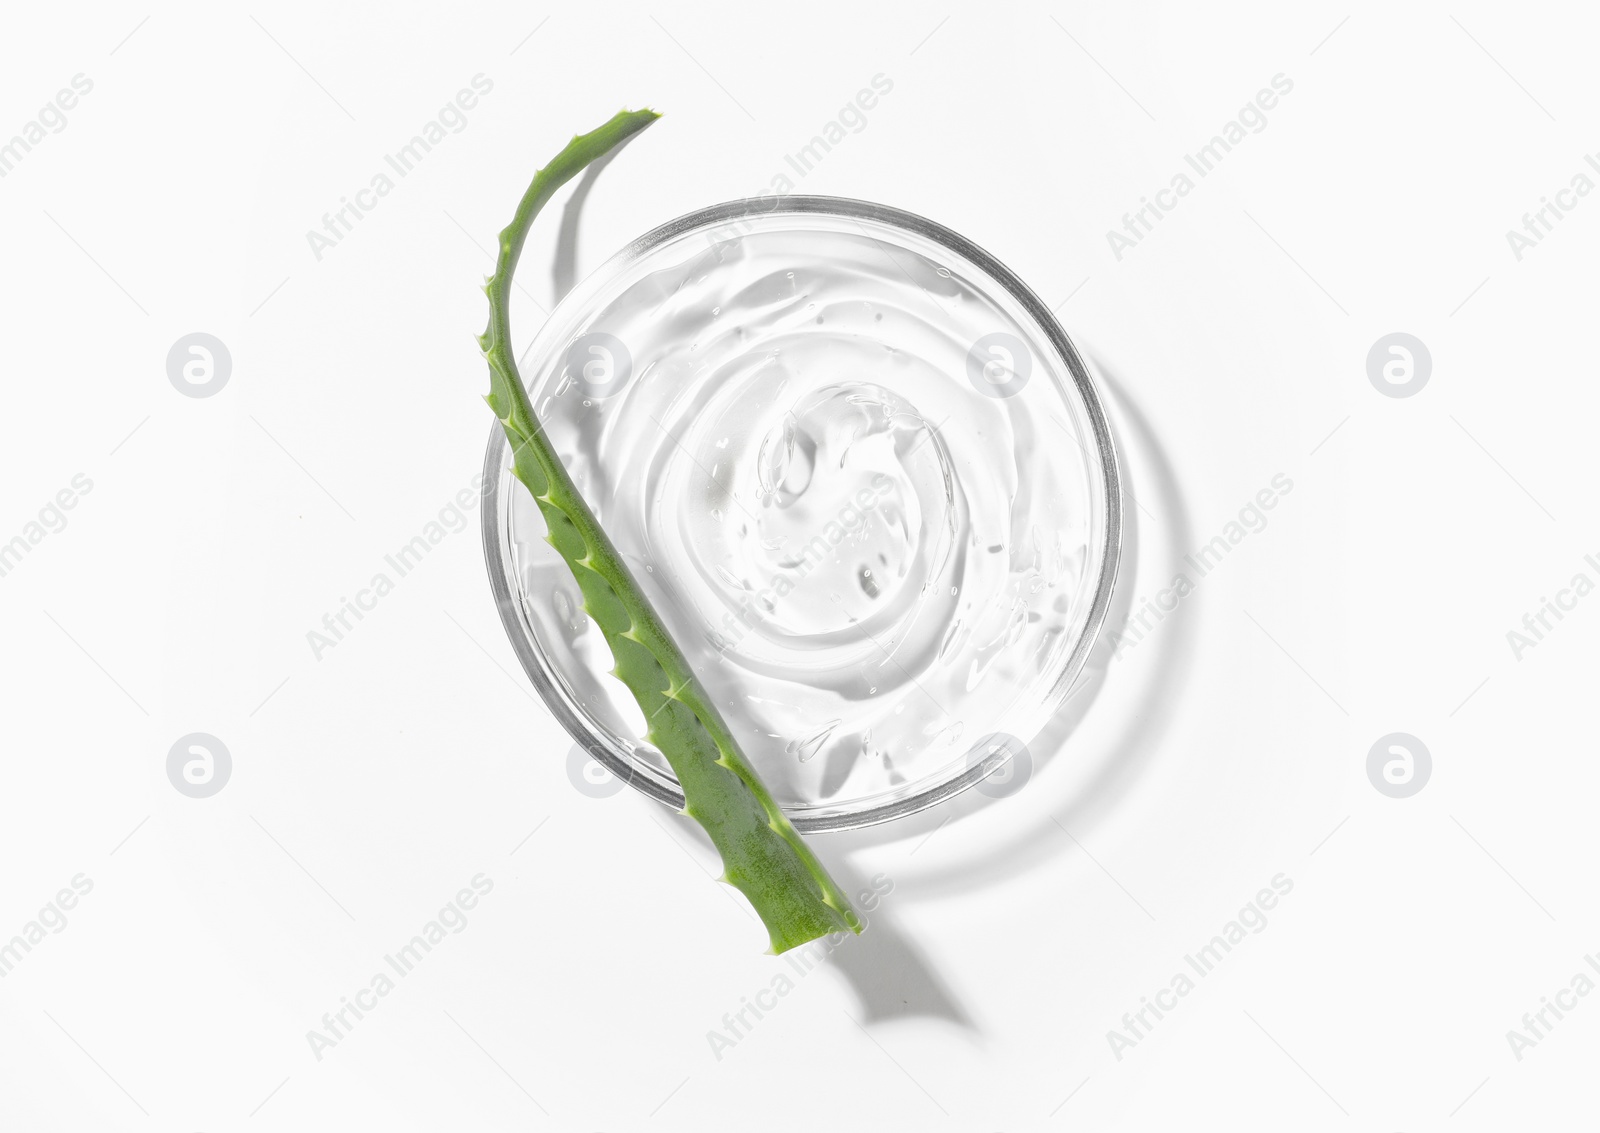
821 860 973 1028
551 147 626 303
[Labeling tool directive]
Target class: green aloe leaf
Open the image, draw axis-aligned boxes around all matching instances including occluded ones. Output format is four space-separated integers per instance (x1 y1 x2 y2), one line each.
479 109 862 953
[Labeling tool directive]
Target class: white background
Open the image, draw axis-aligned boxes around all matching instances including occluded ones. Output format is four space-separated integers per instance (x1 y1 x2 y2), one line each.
2 1 1596 1129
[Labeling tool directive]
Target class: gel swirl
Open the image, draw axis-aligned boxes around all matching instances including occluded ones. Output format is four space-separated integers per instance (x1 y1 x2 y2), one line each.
512 213 1106 814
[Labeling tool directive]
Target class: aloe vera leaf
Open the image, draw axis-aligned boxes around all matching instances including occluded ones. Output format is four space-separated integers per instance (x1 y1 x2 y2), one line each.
479 109 862 953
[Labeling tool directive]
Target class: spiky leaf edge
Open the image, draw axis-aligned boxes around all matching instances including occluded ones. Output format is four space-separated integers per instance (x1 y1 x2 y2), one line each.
478 109 862 952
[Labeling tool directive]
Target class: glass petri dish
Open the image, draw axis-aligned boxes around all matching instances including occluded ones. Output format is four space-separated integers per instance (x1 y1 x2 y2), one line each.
482 196 1120 831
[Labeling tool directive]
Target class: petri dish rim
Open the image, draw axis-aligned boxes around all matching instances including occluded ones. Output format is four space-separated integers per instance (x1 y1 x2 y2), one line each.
481 194 1122 832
